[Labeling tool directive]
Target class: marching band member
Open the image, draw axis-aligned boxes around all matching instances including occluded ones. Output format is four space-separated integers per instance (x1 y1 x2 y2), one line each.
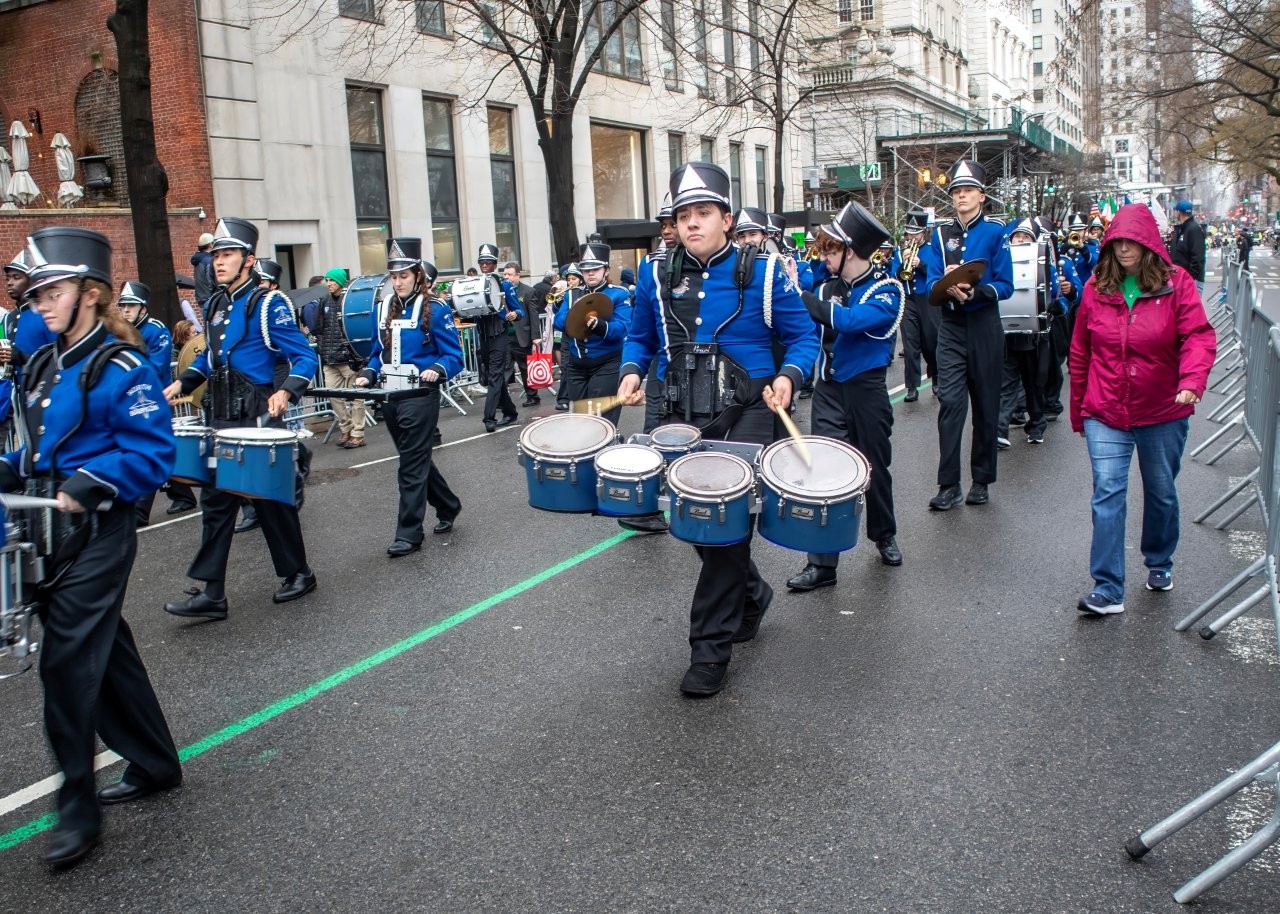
554 263 584 411
3 247 57 380
617 162 819 697
2 227 181 868
116 281 175 526
355 238 463 555
552 240 632 425
162 217 319 620
475 243 523 433
898 209 939 402
788 202 903 593
924 159 1014 511
641 194 678 432
767 212 814 290
1064 213 1097 286
1040 215 1081 423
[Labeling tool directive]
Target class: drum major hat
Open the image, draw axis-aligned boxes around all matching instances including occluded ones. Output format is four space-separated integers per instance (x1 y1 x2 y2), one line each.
657 192 674 221
946 159 986 191
256 259 283 286
765 213 787 239
23 226 112 296
477 243 500 264
733 207 768 235
386 237 423 272
118 280 151 306
209 216 258 254
4 249 33 276
669 162 732 212
819 201 892 259
577 242 610 270
904 210 930 234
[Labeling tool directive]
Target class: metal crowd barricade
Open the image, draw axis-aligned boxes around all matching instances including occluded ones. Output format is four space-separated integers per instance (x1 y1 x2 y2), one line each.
441 322 481 416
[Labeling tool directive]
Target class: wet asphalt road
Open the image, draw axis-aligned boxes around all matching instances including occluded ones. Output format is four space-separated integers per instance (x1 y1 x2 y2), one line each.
4 319 1280 912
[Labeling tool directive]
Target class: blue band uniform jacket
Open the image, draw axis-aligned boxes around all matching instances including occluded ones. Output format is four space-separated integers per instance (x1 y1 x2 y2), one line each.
925 214 1015 313
137 316 173 383
805 268 903 383
552 284 633 360
0 323 175 509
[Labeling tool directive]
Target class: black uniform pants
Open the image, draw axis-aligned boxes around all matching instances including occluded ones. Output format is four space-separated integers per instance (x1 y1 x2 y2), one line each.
1042 317 1069 416
936 306 1003 487
680 402 773 665
41 508 180 835
561 351 622 425
483 333 517 423
643 373 665 434
998 336 1048 439
383 390 461 544
806 367 896 569
901 292 939 391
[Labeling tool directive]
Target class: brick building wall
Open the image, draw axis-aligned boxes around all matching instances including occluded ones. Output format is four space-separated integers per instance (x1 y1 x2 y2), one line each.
0 0 215 279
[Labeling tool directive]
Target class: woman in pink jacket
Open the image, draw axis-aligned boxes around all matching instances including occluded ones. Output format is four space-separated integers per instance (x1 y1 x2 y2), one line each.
1069 204 1216 615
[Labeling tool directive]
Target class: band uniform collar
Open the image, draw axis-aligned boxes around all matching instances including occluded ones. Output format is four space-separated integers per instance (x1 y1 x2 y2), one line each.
58 320 108 367
957 212 984 231
686 241 734 270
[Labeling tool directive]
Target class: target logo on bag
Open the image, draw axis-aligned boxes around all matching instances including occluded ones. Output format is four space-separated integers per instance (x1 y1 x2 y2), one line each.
526 352 555 389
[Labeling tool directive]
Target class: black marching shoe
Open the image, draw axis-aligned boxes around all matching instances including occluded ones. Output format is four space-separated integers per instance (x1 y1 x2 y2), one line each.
272 569 317 604
733 583 774 643
965 483 989 505
386 540 421 557
166 501 196 516
433 516 456 535
43 828 98 869
617 514 669 534
483 420 497 433
928 485 964 511
903 388 919 402
555 401 570 411
98 777 180 805
163 592 228 621
876 535 903 566
495 413 519 428
680 662 729 697
787 563 837 592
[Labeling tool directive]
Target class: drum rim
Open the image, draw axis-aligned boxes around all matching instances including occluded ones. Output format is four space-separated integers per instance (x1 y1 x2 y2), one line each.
173 424 214 435
650 423 703 449
519 414 617 460
666 451 755 499
594 443 664 480
215 428 298 443
758 436 870 501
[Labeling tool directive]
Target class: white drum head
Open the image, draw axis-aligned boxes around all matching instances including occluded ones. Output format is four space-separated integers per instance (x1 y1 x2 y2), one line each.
759 436 869 501
667 452 755 499
651 424 702 450
595 444 663 479
519 414 616 460
215 428 297 445
174 425 214 437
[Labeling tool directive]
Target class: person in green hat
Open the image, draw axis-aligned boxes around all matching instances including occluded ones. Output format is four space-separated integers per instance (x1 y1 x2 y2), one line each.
302 267 366 447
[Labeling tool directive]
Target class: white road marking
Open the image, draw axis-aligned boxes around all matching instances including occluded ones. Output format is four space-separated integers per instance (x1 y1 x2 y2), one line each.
0 750 120 819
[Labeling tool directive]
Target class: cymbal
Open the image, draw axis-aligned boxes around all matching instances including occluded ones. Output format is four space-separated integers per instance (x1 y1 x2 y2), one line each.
928 259 988 307
177 334 208 406
564 292 614 342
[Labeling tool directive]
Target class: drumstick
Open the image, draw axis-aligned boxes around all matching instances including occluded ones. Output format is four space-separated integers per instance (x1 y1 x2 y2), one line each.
570 394 626 416
765 389 811 467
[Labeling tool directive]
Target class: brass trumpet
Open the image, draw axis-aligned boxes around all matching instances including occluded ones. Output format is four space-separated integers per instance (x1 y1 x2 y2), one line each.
871 250 888 267
546 287 566 307
1067 231 1084 247
898 239 921 282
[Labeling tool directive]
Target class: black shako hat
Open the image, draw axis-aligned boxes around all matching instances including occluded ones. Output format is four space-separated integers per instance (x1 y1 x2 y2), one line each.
24 226 112 296
947 159 986 192
118 280 151 306
733 207 769 235
209 216 259 253
256 259 283 286
670 162 732 212
766 213 787 239
657 192 674 221
820 202 893 259
904 210 930 233
387 237 423 272
577 242 610 270
477 243 500 264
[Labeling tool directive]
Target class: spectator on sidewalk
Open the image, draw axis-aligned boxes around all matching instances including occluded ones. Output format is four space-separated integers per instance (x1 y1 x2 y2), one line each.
1170 200 1206 296
191 232 216 312
303 269 367 448
502 261 541 406
1069 203 1216 616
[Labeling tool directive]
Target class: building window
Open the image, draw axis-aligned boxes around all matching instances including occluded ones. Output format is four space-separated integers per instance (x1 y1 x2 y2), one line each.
1033 61 1043 76
1033 88 1045 102
838 0 852 23
728 143 743 210
1114 138 1129 153
860 0 874 21
586 1 644 80
722 0 736 96
590 123 648 221
659 0 680 89
748 2 761 69
415 0 445 34
755 146 768 209
347 85 391 275
1114 155 1131 181
488 107 521 264
700 136 715 163
1032 35 1042 49
423 96 462 273
668 131 684 177
692 0 709 95
1031 7 1041 21
339 0 377 21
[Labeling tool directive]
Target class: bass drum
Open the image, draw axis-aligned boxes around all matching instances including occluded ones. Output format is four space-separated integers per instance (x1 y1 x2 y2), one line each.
341 273 388 361
1000 240 1050 335
450 274 504 320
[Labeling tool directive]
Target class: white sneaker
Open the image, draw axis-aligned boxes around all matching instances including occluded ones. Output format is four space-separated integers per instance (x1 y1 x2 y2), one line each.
1077 591 1125 615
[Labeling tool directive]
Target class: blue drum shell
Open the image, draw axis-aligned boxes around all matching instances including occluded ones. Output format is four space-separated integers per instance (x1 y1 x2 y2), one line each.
758 489 863 553
172 427 214 485
595 472 662 516
215 435 297 505
668 493 752 546
520 454 599 513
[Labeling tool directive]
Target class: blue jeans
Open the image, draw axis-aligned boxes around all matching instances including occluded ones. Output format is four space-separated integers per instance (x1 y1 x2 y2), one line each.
1084 417 1190 602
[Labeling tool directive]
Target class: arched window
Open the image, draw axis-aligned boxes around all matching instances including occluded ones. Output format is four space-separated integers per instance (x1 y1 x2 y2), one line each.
74 69 128 206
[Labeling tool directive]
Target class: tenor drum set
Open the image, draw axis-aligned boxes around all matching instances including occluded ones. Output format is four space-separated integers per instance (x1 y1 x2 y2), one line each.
517 414 871 553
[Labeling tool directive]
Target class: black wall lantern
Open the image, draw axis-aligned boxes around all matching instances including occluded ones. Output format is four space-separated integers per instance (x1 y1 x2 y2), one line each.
78 154 112 190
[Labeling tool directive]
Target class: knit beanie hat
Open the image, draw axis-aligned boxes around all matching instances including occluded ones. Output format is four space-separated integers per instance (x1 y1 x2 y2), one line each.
325 267 349 288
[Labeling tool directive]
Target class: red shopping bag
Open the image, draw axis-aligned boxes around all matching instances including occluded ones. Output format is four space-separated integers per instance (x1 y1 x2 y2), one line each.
526 351 555 389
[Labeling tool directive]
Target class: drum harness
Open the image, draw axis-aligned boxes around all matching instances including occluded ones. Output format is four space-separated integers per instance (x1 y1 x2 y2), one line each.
658 243 779 438
204 286 288 423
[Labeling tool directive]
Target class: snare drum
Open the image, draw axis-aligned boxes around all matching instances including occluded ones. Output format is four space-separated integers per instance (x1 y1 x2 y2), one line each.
214 428 298 504
649 424 702 462
666 451 756 546
172 425 215 485
594 444 664 516
518 414 618 512
757 436 870 553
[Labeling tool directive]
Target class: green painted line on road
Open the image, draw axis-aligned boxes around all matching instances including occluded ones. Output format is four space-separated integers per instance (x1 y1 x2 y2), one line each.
0 529 637 852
